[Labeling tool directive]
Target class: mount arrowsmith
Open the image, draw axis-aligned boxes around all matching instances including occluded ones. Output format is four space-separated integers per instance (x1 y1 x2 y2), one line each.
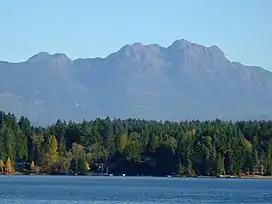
1 39 271 124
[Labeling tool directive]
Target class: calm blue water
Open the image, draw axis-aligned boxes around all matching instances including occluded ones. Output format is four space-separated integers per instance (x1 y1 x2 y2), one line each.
0 176 272 203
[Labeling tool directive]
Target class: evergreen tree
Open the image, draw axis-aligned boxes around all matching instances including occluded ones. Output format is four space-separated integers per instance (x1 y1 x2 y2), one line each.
77 156 88 174
177 162 185 176
59 135 66 157
215 154 225 175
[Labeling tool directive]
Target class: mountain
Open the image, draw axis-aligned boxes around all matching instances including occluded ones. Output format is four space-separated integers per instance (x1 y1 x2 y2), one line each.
0 39 271 124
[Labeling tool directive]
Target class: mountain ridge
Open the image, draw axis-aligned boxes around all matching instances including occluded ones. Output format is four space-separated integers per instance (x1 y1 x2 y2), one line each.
0 39 231 64
0 39 271 124
3 39 268 72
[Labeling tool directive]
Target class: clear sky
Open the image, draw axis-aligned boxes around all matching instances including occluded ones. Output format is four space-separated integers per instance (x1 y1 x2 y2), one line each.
0 0 271 69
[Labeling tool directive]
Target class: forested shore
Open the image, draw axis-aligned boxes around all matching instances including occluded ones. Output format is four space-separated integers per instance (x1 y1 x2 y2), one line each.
0 111 272 177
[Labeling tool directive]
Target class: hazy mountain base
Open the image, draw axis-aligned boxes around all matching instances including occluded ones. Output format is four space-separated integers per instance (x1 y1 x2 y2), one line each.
0 39 272 124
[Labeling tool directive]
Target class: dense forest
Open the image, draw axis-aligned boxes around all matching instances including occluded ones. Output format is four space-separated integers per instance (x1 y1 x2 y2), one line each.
0 111 272 177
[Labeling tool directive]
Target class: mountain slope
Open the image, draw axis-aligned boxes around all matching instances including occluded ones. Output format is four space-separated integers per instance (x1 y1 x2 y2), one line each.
0 39 271 124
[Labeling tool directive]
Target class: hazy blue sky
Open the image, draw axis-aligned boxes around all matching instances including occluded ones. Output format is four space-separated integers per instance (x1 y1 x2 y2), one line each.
0 0 271 69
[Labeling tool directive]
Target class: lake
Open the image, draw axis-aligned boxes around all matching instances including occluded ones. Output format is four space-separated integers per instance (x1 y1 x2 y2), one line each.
0 176 272 203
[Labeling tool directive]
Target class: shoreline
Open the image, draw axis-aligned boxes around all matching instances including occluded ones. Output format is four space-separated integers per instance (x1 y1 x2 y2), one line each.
239 175 272 179
3 173 272 179
197 175 272 179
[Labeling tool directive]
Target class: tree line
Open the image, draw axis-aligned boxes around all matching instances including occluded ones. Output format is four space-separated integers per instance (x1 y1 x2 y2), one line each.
0 111 272 176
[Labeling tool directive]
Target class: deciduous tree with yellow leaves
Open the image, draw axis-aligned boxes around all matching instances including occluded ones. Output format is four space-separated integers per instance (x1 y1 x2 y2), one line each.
30 161 35 172
44 135 59 166
5 157 13 174
0 159 4 174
